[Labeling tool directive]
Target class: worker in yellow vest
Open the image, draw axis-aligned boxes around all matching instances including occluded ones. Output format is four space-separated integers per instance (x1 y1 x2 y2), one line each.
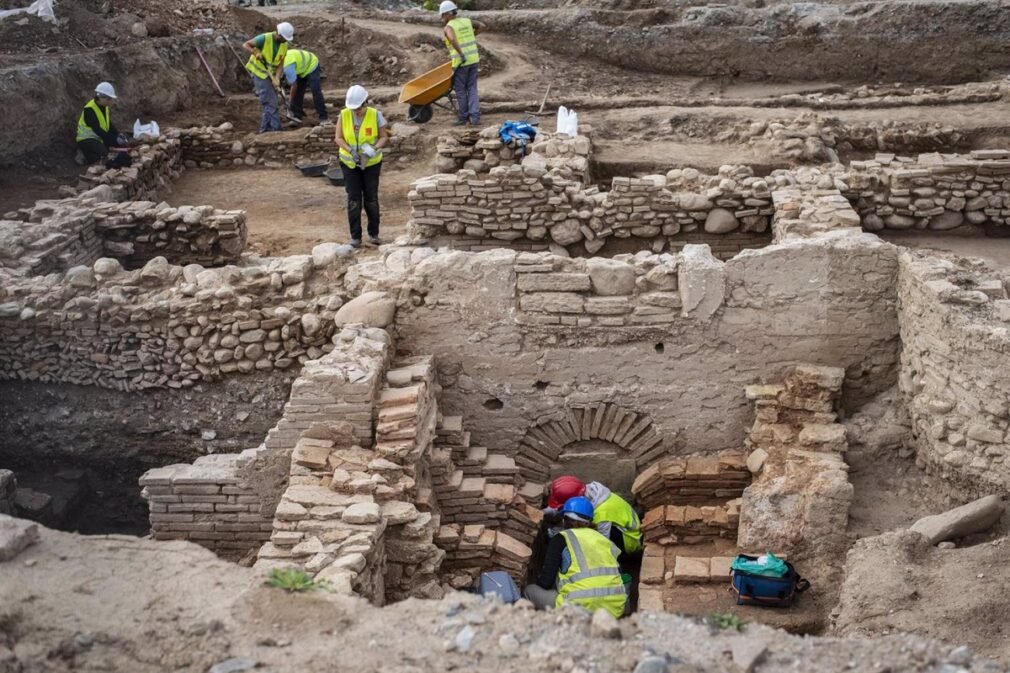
333 85 389 248
439 1 486 126
524 497 627 618
282 49 328 123
545 476 643 560
75 82 132 169
242 22 294 133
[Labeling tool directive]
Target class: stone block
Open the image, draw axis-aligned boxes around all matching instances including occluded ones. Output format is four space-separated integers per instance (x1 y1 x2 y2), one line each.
673 556 710 584
0 514 39 562
910 495 1005 545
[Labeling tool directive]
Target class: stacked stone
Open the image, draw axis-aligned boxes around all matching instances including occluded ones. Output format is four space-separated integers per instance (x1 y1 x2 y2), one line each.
640 499 741 544
435 126 592 184
841 150 1010 233
139 449 278 561
513 251 683 328
0 210 100 277
631 451 750 510
771 186 862 242
70 138 183 202
434 523 533 588
406 164 772 254
0 470 16 515
898 253 1010 496
0 251 349 391
88 200 246 267
173 122 421 169
737 365 853 574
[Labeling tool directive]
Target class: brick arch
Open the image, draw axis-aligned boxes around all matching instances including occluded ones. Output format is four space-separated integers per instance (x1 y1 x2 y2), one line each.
516 403 667 484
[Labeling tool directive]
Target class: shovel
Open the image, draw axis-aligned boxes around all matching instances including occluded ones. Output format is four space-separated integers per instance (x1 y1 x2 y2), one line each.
228 40 301 125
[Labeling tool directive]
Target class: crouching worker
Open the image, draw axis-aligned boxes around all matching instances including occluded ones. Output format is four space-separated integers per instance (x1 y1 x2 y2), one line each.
546 476 643 561
524 496 627 618
75 82 132 169
283 48 328 123
334 85 389 248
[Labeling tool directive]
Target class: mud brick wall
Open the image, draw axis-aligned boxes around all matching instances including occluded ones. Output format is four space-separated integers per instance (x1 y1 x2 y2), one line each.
841 151 1010 233
140 448 286 561
0 253 348 390
173 122 422 169
897 252 1010 496
89 200 246 268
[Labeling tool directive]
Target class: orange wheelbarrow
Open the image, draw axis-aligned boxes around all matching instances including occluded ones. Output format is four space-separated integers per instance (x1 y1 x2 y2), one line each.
398 61 457 123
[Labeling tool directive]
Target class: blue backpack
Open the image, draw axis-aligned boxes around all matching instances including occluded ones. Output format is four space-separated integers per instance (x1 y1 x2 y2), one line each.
730 554 810 608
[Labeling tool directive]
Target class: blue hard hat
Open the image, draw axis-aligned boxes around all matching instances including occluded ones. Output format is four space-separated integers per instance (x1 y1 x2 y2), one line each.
561 496 594 522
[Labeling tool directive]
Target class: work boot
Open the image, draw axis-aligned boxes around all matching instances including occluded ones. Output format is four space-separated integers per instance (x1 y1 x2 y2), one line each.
368 236 382 246
350 238 361 249
453 119 468 127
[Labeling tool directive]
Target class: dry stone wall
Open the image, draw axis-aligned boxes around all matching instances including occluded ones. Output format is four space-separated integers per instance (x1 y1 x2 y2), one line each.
435 127 592 183
0 250 350 390
897 251 1010 496
173 122 422 169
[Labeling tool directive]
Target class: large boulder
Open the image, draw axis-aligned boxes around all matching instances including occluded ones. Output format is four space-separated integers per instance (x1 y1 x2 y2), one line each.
334 291 396 328
0 514 39 562
909 495 1005 544
704 208 739 234
586 258 635 296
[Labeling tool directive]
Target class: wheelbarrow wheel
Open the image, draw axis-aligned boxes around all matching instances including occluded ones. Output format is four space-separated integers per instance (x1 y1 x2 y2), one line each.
408 104 433 124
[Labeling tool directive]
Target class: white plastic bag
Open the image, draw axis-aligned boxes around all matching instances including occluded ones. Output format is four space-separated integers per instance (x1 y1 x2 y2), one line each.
0 0 56 23
133 119 161 140
555 106 578 137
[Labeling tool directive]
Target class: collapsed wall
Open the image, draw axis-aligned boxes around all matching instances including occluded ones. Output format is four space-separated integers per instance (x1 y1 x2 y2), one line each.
897 252 1010 497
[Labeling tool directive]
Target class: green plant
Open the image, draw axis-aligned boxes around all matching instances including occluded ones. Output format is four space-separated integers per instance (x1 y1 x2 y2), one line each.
709 612 745 631
266 568 324 593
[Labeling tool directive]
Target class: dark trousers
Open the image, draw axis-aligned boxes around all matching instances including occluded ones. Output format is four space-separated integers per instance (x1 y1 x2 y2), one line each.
291 67 328 121
341 162 381 240
78 139 132 169
452 63 480 124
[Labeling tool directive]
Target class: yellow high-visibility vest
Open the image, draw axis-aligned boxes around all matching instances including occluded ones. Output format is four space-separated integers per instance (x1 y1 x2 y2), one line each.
284 49 319 78
444 17 479 68
246 32 288 80
76 99 110 143
554 527 627 618
593 492 643 554
338 107 383 169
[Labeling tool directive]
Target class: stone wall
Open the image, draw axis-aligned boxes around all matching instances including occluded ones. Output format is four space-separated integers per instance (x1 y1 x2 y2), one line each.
0 470 15 516
0 209 102 278
0 249 350 390
897 251 1010 496
58 137 184 203
139 448 288 561
353 234 899 482
839 150 1010 233
435 126 591 183
173 122 422 169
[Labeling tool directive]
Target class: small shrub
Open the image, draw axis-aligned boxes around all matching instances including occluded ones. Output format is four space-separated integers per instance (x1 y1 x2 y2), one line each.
709 612 745 631
266 568 322 593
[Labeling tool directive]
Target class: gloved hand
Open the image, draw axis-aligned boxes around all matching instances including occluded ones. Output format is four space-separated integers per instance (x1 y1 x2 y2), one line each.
349 147 360 164
360 143 377 158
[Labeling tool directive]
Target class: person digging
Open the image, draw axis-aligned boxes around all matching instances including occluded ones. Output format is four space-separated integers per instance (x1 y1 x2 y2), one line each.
334 85 389 249
75 82 134 169
544 475 643 561
524 496 628 618
243 22 295 133
282 48 329 124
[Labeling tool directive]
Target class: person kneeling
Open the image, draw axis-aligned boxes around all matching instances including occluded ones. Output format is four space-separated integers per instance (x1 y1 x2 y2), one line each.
523 496 627 618
75 82 132 169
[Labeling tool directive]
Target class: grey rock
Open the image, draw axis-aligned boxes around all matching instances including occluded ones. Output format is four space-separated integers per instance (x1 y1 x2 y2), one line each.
66 265 95 289
731 636 768 673
633 656 671 673
334 291 396 328
586 258 636 296
208 658 257 673
549 219 583 246
93 257 122 276
454 625 476 653
928 211 964 231
498 633 520 656
0 514 39 562
704 207 739 234
590 608 621 639
140 256 171 283
342 502 380 524
946 645 972 666
910 495 1004 544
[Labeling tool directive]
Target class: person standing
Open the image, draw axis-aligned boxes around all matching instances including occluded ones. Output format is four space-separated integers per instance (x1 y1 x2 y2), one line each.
282 48 329 123
242 22 295 133
439 1 486 127
334 85 389 248
524 496 628 618
75 82 132 169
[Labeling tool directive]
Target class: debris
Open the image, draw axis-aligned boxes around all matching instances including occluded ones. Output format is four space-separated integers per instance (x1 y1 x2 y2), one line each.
910 495 1005 544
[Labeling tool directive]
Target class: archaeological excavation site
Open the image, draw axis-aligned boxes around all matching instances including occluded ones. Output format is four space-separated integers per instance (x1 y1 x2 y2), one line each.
2 0 1010 671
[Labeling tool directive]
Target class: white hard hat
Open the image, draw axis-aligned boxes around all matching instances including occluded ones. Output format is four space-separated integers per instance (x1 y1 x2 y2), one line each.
94 82 117 99
276 22 294 42
439 1 458 15
345 85 368 110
